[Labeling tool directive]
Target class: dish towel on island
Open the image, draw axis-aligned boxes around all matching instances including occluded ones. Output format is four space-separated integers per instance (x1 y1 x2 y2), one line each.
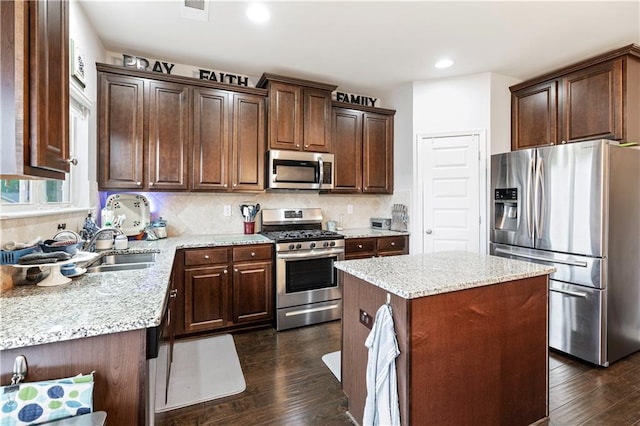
363 303 401 426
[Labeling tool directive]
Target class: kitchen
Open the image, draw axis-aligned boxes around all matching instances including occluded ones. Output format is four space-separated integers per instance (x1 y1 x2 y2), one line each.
1 1 640 425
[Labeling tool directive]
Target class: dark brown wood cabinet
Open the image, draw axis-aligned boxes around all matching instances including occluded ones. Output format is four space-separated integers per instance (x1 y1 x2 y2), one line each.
257 74 336 152
97 63 267 192
332 104 395 194
344 235 409 260
148 80 190 190
1 0 70 179
511 44 640 150
175 244 273 337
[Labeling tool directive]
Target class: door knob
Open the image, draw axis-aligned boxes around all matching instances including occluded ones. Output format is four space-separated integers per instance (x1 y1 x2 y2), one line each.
425 229 433 234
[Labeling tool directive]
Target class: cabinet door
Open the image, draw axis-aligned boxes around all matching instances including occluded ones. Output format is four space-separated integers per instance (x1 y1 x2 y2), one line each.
192 87 230 190
268 82 302 150
332 108 363 193
362 112 393 194
511 80 558 150
184 265 230 332
303 88 332 152
148 81 190 190
98 73 144 189
28 0 69 175
232 261 273 324
561 59 623 142
231 93 265 191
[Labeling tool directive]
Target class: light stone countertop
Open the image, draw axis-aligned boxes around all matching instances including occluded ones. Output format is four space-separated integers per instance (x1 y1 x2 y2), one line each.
334 250 555 299
338 228 410 238
0 234 272 350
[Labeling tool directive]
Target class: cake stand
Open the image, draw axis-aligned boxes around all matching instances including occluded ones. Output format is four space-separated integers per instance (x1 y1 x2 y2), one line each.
13 251 99 287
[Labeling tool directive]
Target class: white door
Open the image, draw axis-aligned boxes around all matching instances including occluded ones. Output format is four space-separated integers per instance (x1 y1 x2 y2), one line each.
418 134 480 253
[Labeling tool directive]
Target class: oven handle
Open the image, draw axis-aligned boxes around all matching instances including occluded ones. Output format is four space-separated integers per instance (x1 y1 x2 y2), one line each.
277 249 345 260
285 303 341 317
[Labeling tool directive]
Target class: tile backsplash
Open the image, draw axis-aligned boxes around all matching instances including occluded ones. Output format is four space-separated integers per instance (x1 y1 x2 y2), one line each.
0 191 411 244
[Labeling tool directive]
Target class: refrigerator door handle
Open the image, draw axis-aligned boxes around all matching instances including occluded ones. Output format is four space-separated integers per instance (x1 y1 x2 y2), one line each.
527 157 535 239
493 247 589 267
536 156 545 238
550 288 588 298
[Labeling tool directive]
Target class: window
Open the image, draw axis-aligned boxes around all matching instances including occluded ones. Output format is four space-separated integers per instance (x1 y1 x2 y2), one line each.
0 83 89 214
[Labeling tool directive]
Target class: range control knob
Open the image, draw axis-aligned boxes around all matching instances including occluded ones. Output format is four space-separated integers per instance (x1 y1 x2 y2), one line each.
310 242 316 249
323 242 329 248
289 244 295 250
296 243 302 249
329 241 336 247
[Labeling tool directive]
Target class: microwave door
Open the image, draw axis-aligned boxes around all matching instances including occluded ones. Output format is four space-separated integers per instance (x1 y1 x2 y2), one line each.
490 149 535 248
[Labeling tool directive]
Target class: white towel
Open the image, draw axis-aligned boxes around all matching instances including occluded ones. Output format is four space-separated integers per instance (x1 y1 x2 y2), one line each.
362 303 401 426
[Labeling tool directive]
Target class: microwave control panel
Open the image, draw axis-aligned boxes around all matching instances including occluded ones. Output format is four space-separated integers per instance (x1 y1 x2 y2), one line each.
322 162 333 184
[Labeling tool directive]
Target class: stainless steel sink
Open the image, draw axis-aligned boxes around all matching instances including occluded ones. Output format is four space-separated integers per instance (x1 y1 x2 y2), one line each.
85 252 157 273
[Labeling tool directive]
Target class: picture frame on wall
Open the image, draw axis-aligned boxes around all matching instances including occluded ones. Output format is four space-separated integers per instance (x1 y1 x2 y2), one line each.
70 38 86 88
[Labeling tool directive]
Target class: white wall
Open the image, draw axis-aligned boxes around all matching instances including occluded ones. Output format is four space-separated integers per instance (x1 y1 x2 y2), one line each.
490 73 522 155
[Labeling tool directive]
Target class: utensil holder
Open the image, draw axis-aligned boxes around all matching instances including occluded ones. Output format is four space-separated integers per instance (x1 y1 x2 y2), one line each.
243 222 255 234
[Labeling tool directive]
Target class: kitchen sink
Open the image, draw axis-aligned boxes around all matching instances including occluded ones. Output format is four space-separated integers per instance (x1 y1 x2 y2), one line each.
85 252 157 273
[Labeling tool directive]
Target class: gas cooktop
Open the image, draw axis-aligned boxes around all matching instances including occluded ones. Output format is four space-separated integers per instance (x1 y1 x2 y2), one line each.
261 229 343 243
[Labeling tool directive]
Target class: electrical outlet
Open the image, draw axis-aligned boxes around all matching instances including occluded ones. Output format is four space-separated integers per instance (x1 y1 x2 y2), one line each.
359 309 373 329
347 204 353 214
223 205 231 216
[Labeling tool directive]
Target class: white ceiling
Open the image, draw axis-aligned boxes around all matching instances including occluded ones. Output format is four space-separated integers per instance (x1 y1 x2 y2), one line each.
78 1 640 98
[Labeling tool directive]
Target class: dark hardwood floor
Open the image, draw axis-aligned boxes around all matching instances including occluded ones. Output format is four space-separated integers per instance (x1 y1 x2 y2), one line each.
155 321 640 425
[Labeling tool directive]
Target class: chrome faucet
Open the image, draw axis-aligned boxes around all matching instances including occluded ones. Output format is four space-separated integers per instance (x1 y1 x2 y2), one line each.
83 227 124 252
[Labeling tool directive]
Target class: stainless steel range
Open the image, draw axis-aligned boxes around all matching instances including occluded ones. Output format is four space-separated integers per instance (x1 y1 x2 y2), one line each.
261 208 344 331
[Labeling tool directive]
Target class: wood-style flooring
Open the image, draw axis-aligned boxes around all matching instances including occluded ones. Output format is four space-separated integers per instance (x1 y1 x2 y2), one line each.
155 321 640 425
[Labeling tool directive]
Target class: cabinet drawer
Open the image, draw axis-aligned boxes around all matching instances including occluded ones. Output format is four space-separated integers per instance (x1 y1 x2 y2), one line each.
184 247 229 266
377 236 407 253
345 238 376 255
233 244 273 262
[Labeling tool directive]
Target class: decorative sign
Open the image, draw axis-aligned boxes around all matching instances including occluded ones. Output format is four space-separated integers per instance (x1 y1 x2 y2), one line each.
122 54 175 74
335 91 378 108
198 69 249 86
71 39 86 88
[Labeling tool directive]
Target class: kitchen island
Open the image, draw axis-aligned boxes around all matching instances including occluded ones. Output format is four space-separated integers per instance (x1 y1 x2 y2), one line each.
335 251 555 426
0 234 271 425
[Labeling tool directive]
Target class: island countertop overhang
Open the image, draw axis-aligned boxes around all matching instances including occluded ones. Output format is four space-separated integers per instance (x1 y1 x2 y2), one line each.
334 250 556 299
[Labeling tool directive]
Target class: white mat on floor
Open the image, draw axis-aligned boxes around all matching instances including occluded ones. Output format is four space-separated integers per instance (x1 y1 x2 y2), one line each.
322 350 341 382
155 334 246 412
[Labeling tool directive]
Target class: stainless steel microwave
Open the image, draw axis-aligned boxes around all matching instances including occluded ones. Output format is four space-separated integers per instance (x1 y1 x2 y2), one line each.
267 150 334 190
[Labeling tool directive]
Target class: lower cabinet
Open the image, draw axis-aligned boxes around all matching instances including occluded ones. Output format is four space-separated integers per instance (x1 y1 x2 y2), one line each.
175 244 273 336
344 235 409 260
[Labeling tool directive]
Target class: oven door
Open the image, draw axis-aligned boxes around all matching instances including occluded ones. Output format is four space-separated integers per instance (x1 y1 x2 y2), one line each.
276 249 344 309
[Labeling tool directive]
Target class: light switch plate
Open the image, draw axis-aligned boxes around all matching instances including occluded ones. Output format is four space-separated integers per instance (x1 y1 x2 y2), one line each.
347 204 353 214
223 205 231 216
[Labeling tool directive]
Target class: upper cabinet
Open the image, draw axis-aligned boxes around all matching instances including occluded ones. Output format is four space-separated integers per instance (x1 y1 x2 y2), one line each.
332 104 395 194
1 0 70 179
97 64 266 192
257 74 337 153
511 44 640 150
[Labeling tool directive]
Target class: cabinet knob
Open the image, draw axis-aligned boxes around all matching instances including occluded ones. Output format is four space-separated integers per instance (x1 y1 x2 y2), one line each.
296 144 300 147
305 145 309 148
357 244 363 249
224 184 228 188
549 142 555 146
149 182 154 186
561 140 567 144
136 181 141 186
390 242 395 246
234 268 238 272
64 157 78 166
251 252 255 257
233 183 237 187
170 289 177 298
223 269 228 274
204 255 210 260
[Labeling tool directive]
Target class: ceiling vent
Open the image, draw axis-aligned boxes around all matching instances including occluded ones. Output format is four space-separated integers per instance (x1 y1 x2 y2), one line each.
181 0 209 22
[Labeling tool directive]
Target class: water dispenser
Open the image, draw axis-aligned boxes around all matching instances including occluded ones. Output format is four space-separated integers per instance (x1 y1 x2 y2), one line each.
494 188 518 231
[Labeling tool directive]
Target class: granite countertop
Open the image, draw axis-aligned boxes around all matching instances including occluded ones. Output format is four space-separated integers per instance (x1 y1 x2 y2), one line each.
0 234 272 350
338 228 410 238
334 251 555 299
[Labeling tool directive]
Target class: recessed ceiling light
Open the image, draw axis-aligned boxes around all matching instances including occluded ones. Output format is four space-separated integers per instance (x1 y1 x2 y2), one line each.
247 3 270 23
435 58 454 69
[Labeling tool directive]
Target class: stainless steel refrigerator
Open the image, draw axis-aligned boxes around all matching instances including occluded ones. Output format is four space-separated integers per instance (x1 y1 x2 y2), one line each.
490 139 640 366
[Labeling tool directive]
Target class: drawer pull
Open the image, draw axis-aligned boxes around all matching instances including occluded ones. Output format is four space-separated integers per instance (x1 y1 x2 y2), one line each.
223 269 228 274
204 255 210 260
390 242 395 246
358 244 363 249
234 268 238 272
251 252 256 257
